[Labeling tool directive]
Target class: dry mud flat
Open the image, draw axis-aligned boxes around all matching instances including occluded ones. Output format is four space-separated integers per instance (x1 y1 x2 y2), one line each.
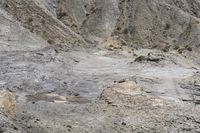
1 47 200 132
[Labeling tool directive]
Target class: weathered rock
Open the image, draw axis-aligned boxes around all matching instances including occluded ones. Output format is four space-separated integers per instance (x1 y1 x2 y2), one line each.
0 0 86 50
100 80 143 104
0 8 47 52
0 90 16 118
108 80 142 95
0 0 200 132
104 36 126 50
56 0 200 50
1 0 200 51
0 114 22 133
57 0 120 38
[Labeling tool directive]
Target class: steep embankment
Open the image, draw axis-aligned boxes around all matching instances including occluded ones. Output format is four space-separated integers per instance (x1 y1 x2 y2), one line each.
1 0 200 51
0 8 47 52
0 0 86 51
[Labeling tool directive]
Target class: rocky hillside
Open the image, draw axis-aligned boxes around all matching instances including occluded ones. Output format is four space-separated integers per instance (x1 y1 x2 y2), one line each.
0 0 86 51
1 0 200 50
1 0 200 133
55 0 200 50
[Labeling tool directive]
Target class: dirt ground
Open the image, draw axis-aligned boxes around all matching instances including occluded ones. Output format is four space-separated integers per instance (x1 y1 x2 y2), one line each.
1 0 200 132
1 45 200 132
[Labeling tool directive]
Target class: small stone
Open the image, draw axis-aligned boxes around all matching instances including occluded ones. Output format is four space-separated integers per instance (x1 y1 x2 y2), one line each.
122 122 126 126
67 125 72 128
146 91 152 94
73 93 79 96
118 79 126 83
186 47 192 51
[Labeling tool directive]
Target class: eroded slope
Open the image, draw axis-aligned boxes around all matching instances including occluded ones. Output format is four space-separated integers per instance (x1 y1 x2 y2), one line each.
57 0 200 51
0 0 86 51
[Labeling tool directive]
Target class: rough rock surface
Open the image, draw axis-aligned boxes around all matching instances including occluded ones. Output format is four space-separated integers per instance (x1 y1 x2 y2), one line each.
0 114 24 133
0 8 47 52
57 0 120 41
0 90 16 118
96 81 200 133
57 0 200 50
0 0 86 50
0 0 200 132
12 81 200 132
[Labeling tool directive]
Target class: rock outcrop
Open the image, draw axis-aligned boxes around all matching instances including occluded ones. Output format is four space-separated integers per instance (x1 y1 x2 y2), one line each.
1 0 200 50
0 90 16 118
56 0 200 50
57 0 120 40
0 0 200 132
0 8 47 52
0 0 86 50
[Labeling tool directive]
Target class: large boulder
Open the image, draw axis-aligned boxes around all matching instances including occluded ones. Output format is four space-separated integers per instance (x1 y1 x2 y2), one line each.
99 80 143 105
57 0 120 38
0 90 16 118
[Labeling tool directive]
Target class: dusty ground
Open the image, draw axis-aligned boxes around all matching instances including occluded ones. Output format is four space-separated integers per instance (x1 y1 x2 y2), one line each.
1 0 200 132
1 45 200 132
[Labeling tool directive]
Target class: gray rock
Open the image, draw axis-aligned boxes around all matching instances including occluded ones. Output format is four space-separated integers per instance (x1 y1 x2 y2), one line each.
56 0 200 50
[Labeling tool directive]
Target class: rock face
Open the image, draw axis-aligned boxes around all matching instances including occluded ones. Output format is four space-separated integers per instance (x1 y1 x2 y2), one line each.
0 0 86 50
1 0 200 50
0 90 16 118
114 0 200 49
56 0 200 50
0 8 47 52
57 0 120 39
